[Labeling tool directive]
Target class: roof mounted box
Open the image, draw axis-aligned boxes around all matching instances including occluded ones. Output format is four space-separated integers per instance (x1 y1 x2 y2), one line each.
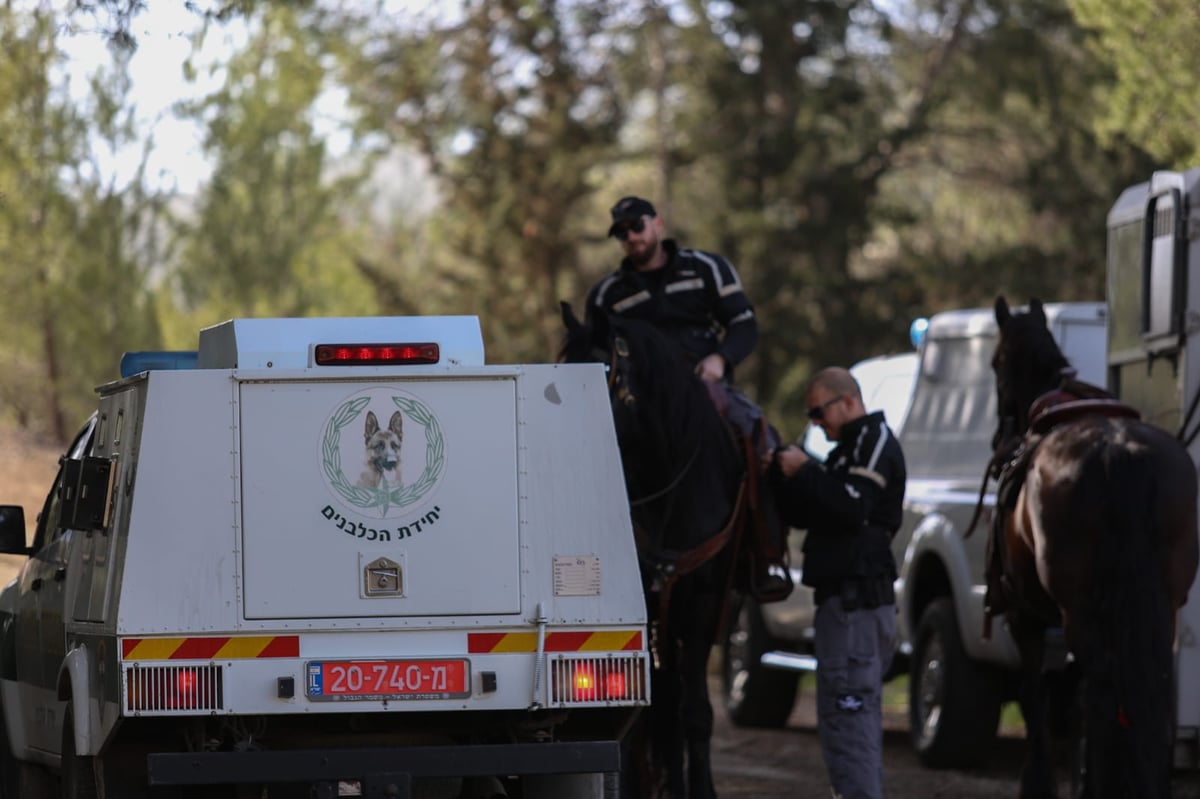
197 316 486 369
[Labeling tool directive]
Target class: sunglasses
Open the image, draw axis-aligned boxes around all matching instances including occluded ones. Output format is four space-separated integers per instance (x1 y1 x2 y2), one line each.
806 395 842 421
613 218 647 241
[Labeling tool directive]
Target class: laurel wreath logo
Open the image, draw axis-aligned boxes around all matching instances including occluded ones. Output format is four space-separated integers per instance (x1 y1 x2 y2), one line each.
322 394 445 517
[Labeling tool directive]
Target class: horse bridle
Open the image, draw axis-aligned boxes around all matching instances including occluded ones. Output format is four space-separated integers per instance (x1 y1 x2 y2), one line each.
607 335 634 406
606 333 704 508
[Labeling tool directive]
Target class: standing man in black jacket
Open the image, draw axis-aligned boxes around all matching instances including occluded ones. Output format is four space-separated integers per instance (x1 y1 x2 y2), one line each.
766 366 906 799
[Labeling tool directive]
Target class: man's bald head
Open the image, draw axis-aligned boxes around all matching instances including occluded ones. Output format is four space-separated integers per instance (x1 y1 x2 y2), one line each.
804 367 867 442
808 367 863 402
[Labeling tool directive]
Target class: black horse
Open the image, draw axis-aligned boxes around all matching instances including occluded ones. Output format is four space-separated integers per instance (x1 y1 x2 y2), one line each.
560 302 747 799
989 296 1199 798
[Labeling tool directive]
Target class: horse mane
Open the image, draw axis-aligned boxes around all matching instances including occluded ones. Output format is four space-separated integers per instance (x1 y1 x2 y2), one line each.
610 317 716 448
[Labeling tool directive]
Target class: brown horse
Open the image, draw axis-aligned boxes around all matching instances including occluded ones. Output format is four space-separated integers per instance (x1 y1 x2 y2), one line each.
989 296 1199 798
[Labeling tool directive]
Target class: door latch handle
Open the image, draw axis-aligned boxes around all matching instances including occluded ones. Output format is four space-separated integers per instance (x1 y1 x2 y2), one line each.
54 567 67 582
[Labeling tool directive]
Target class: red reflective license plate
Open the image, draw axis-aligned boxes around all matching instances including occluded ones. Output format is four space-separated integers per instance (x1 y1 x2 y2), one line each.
306 659 470 700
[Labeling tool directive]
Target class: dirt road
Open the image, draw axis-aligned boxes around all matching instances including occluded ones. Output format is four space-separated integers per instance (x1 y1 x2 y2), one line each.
708 675 1200 798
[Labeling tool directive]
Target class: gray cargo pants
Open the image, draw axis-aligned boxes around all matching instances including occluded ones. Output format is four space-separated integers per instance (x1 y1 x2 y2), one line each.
814 596 897 799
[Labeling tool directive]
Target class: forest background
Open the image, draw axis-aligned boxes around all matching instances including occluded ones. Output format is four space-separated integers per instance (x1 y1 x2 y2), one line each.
0 0 1194 445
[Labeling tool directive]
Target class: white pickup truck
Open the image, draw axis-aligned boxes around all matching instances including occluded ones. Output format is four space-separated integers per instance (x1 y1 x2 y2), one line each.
0 316 650 798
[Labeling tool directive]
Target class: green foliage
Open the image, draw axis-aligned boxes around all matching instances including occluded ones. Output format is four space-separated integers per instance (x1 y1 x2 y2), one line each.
0 5 162 442
599 0 935 428
0 0 1172 447
878 0 1157 313
1069 0 1200 168
584 0 1154 433
339 0 627 361
173 3 374 322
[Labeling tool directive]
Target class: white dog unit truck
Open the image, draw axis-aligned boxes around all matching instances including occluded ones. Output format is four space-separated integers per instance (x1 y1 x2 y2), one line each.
1107 168 1200 768
0 316 650 798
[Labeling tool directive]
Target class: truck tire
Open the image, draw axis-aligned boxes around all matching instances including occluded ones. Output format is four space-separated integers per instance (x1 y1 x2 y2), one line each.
0 682 52 799
17 764 55 799
0 702 16 799
721 593 798 728
62 705 97 799
909 597 1002 768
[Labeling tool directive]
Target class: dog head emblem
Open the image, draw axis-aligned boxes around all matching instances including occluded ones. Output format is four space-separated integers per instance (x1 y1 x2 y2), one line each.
357 410 404 490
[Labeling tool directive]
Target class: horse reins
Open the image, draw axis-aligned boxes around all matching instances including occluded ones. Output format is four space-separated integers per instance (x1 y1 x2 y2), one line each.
964 441 1016 539
633 477 746 589
636 475 748 668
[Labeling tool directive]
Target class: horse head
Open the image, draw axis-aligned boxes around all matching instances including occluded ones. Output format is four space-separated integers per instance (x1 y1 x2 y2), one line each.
562 303 642 419
991 296 1071 450
559 301 607 363
560 300 699 429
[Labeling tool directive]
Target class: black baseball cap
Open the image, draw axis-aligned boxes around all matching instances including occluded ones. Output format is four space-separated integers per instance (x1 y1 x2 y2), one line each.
607 196 657 237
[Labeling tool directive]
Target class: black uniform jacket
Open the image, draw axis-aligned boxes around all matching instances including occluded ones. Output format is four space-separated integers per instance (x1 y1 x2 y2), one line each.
773 411 906 600
585 239 757 376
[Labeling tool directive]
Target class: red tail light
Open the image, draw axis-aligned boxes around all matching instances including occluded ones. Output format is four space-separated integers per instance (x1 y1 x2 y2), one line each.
314 343 439 366
175 669 197 695
126 665 223 712
550 656 647 704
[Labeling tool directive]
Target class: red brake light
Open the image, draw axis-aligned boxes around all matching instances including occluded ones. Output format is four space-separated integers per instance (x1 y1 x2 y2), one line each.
126 665 222 711
176 670 197 694
314 343 440 366
569 663 628 701
549 656 646 704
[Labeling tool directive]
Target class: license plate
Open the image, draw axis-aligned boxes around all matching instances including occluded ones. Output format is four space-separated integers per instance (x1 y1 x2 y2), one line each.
306 659 471 701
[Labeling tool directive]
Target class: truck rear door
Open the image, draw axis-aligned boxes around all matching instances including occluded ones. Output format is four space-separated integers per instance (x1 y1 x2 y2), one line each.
238 376 521 620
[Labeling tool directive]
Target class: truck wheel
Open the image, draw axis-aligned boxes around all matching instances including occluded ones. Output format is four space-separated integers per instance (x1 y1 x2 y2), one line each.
0 696 46 799
721 593 798 728
0 703 17 799
62 705 98 799
0 715 54 799
909 597 1002 768
16 764 55 799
